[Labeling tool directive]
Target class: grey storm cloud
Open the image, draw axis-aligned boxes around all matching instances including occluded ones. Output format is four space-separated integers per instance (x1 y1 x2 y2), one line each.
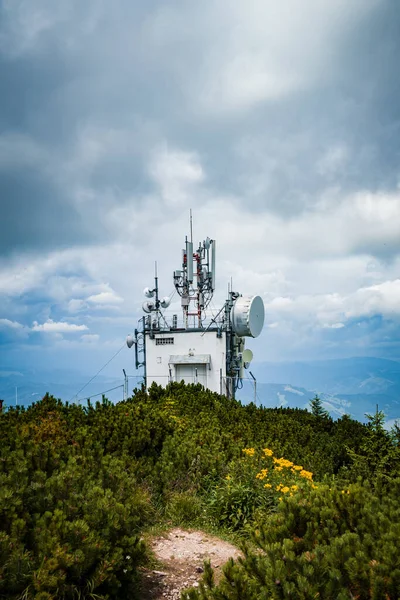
1 0 399 257
0 166 91 254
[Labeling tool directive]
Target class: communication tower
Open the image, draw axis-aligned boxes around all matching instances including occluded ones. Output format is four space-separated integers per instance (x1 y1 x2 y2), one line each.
127 227 264 398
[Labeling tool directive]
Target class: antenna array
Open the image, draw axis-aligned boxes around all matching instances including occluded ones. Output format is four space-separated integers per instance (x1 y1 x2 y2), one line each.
173 236 216 328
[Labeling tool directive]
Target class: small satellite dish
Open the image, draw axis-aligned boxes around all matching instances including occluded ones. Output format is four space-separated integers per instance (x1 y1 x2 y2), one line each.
242 349 253 368
126 335 135 349
160 296 171 309
144 287 154 298
142 300 155 313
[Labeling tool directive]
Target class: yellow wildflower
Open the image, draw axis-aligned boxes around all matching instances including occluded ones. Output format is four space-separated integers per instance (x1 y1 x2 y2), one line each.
300 469 313 481
263 448 273 457
272 457 294 468
293 465 303 471
225 475 231 480
264 483 272 488
242 448 255 457
281 486 290 494
256 468 268 480
291 485 298 491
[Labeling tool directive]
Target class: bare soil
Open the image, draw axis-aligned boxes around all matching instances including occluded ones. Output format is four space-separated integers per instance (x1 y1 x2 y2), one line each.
139 528 241 599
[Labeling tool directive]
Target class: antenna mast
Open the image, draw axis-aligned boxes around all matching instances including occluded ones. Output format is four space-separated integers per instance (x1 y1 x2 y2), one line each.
173 216 215 328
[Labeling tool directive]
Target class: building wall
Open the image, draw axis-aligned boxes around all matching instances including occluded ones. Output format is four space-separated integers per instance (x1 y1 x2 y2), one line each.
145 330 227 394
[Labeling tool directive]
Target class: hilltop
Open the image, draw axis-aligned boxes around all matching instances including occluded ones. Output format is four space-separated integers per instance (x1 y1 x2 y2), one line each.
1 383 400 598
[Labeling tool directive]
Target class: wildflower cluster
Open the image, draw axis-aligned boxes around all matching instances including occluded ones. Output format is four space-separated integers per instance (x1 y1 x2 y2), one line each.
256 468 268 480
242 446 316 503
212 445 317 532
299 468 313 481
242 447 256 457
275 483 299 500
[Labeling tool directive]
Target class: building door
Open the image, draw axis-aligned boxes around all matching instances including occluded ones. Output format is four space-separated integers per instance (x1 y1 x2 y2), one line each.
175 364 207 386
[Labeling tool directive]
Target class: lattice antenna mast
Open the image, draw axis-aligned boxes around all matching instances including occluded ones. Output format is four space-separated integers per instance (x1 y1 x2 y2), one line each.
173 225 216 328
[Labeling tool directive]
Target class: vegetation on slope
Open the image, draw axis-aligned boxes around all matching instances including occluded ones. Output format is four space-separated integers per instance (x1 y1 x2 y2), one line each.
0 383 399 599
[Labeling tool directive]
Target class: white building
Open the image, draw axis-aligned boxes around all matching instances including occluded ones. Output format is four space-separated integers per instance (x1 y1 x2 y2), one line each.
127 230 264 399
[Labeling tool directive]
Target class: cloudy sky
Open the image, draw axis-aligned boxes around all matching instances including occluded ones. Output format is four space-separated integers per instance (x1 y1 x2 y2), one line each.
1 0 400 379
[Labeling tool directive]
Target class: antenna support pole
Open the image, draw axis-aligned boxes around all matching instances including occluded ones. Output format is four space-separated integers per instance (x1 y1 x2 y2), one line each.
249 371 257 406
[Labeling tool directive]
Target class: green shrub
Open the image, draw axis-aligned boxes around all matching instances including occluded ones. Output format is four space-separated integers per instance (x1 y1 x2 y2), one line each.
184 480 400 599
164 491 205 526
0 450 150 598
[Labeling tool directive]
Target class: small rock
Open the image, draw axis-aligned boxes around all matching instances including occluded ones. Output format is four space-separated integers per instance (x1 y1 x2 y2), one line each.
153 570 168 576
193 582 199 588
196 566 204 573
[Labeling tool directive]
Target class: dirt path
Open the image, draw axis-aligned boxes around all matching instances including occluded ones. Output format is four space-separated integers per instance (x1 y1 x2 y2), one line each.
140 528 241 600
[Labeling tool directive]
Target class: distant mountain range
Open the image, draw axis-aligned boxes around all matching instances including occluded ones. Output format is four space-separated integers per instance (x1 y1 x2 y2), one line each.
0 368 125 409
1 357 400 427
239 357 400 427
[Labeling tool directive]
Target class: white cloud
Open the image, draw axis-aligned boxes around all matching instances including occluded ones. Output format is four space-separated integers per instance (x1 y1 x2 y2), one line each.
32 319 88 333
149 146 204 207
86 291 123 305
345 280 400 319
81 333 100 343
144 0 381 114
262 279 400 334
68 298 87 313
0 261 47 297
0 318 24 329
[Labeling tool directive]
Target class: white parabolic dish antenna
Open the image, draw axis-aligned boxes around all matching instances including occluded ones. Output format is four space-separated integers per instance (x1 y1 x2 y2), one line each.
242 349 253 365
142 300 155 314
231 295 265 338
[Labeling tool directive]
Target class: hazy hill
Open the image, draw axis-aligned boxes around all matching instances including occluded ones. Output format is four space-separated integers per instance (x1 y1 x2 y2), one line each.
240 356 400 424
0 368 124 408
253 357 400 395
